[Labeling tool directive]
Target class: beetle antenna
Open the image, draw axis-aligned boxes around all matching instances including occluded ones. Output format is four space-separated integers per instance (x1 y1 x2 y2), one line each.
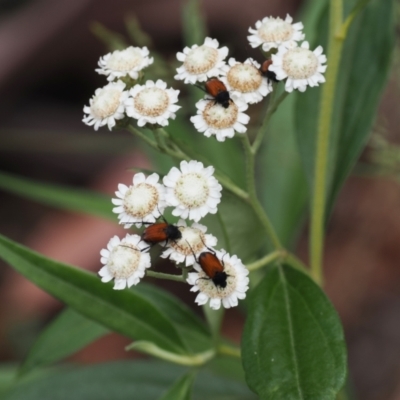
199 236 216 255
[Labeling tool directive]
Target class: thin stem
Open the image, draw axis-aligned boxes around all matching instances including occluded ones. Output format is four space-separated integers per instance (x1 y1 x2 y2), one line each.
241 135 283 250
310 0 344 285
216 211 231 253
337 0 371 39
126 341 215 366
252 90 289 154
284 253 310 275
146 270 186 282
164 130 249 201
127 125 158 148
247 250 283 272
217 344 241 359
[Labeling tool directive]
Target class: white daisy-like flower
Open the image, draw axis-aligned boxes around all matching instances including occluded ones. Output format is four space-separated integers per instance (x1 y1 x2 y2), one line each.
187 250 249 310
99 234 151 290
220 58 272 104
125 80 180 127
112 172 166 228
163 160 222 222
269 41 327 92
160 219 217 267
83 80 129 130
174 37 228 84
95 46 154 82
248 14 304 52
190 98 250 142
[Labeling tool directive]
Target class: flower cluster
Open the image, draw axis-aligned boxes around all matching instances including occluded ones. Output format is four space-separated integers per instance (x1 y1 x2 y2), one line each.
83 46 180 131
86 13 327 310
247 14 327 92
172 14 326 141
100 161 248 310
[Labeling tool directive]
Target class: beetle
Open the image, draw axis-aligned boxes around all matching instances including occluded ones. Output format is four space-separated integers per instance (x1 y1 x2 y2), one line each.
141 222 182 246
259 59 278 83
204 78 232 108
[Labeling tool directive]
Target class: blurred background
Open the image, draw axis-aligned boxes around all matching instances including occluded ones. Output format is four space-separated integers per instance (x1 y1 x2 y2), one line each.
0 0 399 399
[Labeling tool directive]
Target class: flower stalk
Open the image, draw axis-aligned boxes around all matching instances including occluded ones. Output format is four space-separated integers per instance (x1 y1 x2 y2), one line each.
310 0 344 285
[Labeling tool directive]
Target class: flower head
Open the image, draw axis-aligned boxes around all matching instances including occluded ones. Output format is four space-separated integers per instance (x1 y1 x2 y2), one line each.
163 160 222 222
161 219 217 266
96 46 153 82
112 172 166 228
190 98 249 142
187 250 249 310
99 234 151 290
83 80 128 130
175 37 228 84
248 14 304 52
269 42 327 92
125 80 180 127
220 58 272 104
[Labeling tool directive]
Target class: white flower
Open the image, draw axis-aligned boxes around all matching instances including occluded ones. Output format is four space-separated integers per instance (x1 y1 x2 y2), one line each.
190 98 250 142
125 80 180 127
269 42 327 92
248 14 304 52
161 219 217 266
220 58 272 104
112 172 166 228
99 234 151 290
187 250 249 310
163 160 222 222
83 80 129 130
174 37 228 84
96 46 153 82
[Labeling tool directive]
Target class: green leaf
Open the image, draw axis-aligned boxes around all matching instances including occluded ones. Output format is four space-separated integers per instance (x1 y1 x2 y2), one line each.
5 361 256 400
0 234 187 355
260 94 308 248
201 191 266 262
181 0 207 47
295 0 395 217
158 371 196 400
258 0 331 248
0 171 113 220
19 309 109 377
242 264 347 400
135 284 211 353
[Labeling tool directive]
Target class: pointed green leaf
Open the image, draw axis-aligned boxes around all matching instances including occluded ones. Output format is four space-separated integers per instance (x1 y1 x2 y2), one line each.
0 171 113 220
5 361 256 400
136 284 211 353
158 371 196 400
19 309 109 377
295 0 395 217
182 0 207 47
242 264 346 400
0 234 187 354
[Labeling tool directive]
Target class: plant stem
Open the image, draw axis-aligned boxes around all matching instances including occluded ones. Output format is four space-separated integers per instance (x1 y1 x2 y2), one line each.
252 90 289 154
127 125 158 148
146 270 186 282
310 0 344 285
126 341 215 366
131 125 248 202
217 344 241 358
284 253 310 275
164 129 249 201
241 135 283 250
216 211 231 253
247 250 282 272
